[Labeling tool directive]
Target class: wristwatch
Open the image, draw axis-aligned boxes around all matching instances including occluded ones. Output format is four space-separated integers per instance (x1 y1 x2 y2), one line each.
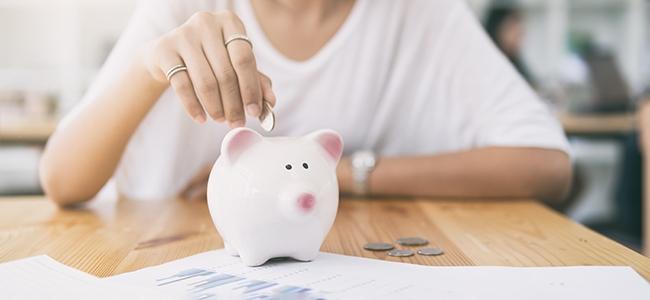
351 150 377 195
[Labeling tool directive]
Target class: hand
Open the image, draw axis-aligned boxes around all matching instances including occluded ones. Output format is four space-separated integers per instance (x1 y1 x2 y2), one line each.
180 163 213 201
143 11 276 127
336 156 353 194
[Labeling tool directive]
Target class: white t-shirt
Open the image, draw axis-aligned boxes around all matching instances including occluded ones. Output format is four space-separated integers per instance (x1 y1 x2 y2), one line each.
68 0 570 200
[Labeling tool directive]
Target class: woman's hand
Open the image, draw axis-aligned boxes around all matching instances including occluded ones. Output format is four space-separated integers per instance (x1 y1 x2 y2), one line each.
180 163 212 201
143 11 276 127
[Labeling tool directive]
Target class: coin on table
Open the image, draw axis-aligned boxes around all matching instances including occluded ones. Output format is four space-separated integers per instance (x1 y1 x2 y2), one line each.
395 237 429 246
363 242 395 251
417 247 444 256
258 100 275 132
387 249 414 257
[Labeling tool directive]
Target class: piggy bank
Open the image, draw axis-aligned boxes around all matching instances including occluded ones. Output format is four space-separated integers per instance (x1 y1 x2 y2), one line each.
207 127 343 266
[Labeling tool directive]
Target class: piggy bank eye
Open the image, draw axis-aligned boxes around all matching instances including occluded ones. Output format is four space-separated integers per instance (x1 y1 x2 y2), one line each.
285 164 292 170
302 163 309 169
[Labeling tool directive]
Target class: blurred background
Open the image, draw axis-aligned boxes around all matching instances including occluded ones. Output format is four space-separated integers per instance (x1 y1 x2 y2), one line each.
0 0 649 253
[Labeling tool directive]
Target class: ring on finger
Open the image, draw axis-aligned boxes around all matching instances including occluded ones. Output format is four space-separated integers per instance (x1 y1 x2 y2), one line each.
224 33 252 49
165 64 188 81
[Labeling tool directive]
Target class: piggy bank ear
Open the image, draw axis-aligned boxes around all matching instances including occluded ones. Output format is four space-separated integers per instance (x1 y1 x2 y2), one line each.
307 129 343 163
221 128 262 164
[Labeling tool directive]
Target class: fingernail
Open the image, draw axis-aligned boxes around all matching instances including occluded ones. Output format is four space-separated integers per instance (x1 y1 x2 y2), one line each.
246 103 261 117
195 114 206 123
215 116 226 123
230 120 245 128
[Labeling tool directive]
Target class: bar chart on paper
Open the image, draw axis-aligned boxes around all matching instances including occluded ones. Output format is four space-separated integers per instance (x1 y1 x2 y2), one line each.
155 267 320 299
107 250 444 299
106 250 650 300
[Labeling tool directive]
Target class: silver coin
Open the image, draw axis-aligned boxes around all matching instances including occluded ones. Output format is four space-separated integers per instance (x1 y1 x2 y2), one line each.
363 242 394 251
259 100 275 132
387 249 414 257
417 247 444 256
395 237 429 246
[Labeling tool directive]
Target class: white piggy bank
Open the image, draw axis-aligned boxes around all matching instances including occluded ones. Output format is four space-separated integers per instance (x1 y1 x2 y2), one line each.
207 127 343 266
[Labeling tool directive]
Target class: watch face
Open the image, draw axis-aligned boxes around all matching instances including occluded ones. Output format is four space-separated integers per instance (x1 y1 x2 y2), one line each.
353 151 376 169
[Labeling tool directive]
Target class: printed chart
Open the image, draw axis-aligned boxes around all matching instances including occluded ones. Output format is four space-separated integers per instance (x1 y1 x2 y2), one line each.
107 250 650 300
155 266 321 299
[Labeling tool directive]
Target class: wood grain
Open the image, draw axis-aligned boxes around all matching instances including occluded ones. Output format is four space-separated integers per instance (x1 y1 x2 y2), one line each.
558 111 636 136
0 117 57 144
1 196 649 281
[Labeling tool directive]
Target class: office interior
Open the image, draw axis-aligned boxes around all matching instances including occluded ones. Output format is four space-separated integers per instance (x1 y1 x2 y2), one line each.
1 0 649 255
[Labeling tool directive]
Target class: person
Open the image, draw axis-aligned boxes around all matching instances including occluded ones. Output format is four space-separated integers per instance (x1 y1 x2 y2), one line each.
640 99 650 255
484 2 532 83
40 0 572 205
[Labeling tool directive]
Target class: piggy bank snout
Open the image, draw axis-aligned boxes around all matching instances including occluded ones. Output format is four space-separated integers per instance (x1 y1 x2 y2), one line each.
297 193 316 212
279 187 320 219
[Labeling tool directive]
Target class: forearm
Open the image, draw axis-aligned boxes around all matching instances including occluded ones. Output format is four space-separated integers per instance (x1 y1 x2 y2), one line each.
338 147 572 203
40 58 167 205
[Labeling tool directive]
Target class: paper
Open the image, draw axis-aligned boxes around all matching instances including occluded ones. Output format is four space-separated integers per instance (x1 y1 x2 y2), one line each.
0 255 176 299
107 250 650 300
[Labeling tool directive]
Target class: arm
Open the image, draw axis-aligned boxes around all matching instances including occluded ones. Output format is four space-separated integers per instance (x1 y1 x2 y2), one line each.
40 59 165 206
40 11 275 206
338 147 572 204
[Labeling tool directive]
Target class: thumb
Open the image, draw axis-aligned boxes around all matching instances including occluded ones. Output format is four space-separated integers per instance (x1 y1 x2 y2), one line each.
258 72 276 107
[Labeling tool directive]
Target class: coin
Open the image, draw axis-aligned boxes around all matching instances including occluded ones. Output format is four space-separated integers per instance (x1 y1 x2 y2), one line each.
387 249 414 257
363 242 394 251
395 237 429 246
259 100 275 132
417 247 444 256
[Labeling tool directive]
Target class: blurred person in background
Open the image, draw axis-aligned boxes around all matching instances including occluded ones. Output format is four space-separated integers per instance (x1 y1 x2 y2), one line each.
40 0 571 206
484 1 532 84
640 99 650 255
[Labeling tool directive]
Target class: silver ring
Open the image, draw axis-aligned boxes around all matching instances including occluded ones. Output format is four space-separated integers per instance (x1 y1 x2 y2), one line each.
165 64 188 81
224 34 252 48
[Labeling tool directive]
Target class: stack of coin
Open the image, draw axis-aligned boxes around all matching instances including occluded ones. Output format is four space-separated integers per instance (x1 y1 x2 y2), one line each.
387 249 414 257
362 236 444 258
416 247 444 256
395 237 429 247
363 242 395 251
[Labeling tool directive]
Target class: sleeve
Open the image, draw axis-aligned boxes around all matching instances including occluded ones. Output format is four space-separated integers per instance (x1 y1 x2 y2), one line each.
58 0 211 199
434 1 571 156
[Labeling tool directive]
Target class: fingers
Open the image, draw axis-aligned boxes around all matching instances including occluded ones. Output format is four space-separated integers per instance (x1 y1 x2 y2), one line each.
187 185 207 201
180 164 212 200
201 22 244 127
178 35 225 122
220 12 263 119
258 72 276 107
153 11 274 127
161 53 206 123
180 182 207 201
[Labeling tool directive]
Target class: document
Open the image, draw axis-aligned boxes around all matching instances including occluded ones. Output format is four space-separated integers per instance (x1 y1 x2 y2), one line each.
107 250 650 300
0 255 174 299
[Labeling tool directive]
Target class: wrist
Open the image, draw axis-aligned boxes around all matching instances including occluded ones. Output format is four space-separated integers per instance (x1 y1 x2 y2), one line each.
135 43 170 91
336 157 353 193
350 150 377 195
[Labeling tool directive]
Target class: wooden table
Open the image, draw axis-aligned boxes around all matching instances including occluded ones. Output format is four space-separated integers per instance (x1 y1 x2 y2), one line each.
2 196 650 280
558 111 637 137
0 117 57 144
